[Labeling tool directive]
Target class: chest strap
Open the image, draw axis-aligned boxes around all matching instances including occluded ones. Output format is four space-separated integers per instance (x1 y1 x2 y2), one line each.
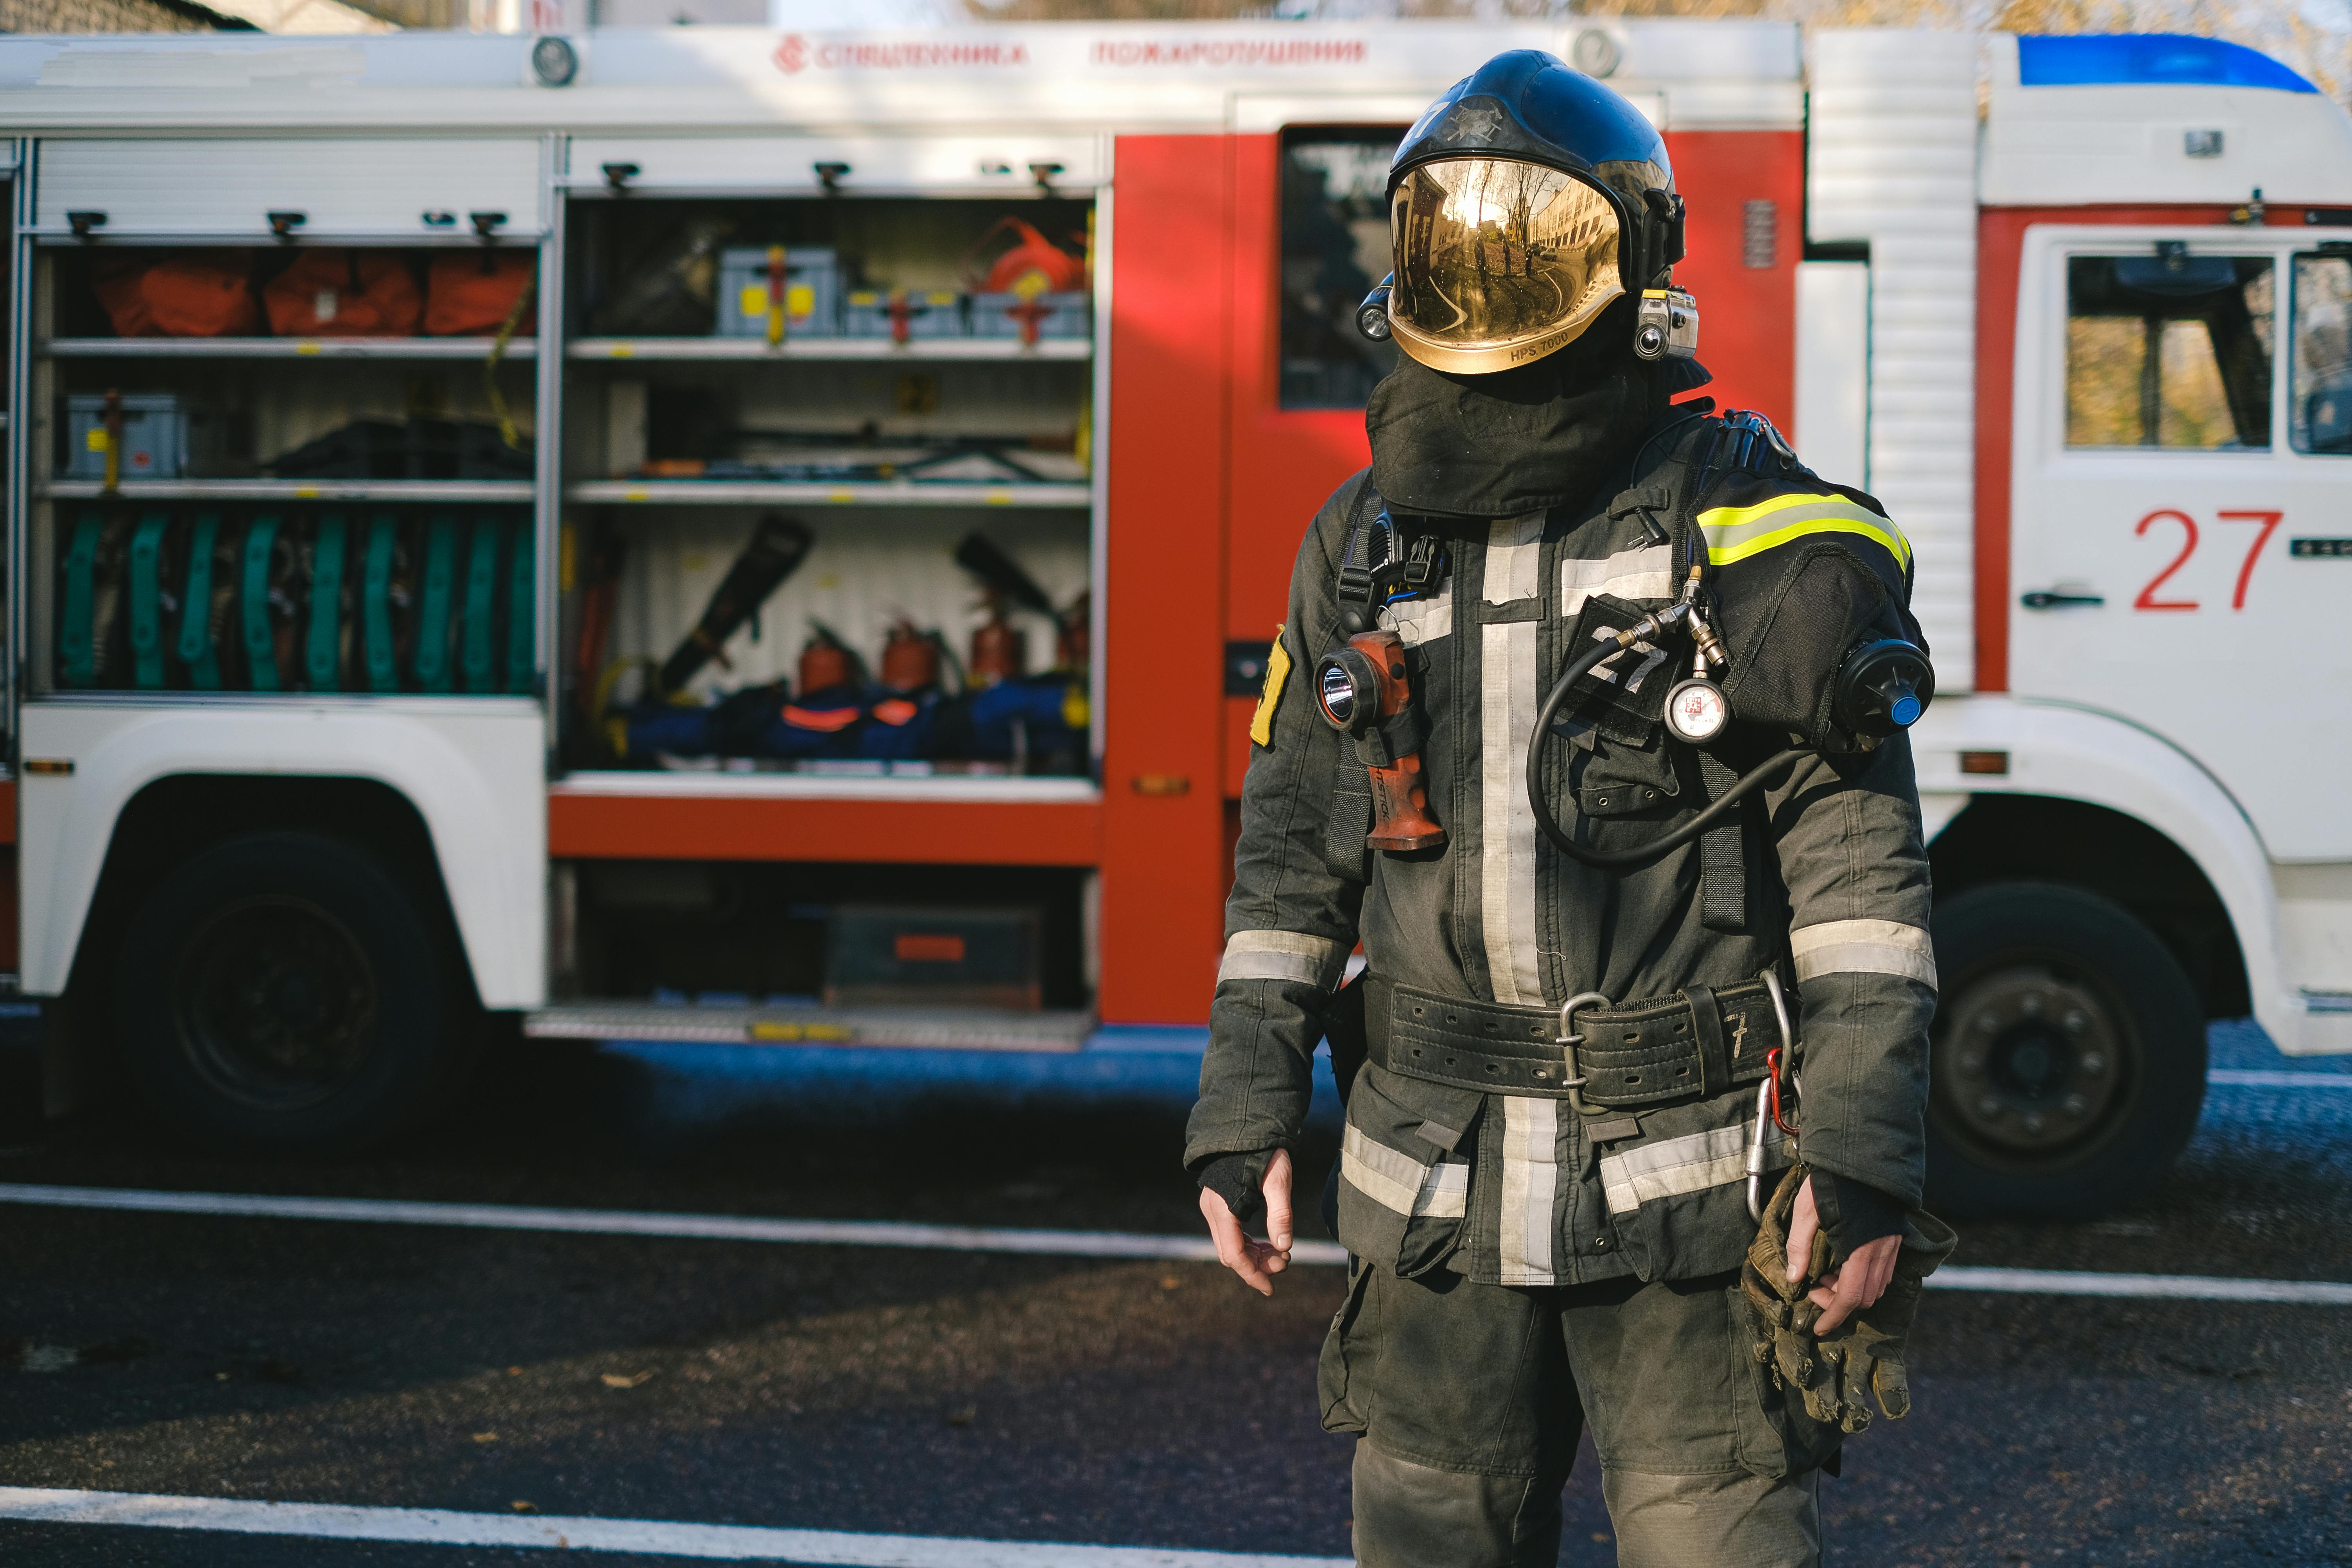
1366 975 1789 1109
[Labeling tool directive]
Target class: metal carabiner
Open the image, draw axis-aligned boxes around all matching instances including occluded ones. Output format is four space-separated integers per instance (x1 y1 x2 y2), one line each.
1760 967 1800 1136
1750 968 1798 1220
1556 990 1612 1117
1746 1075 1775 1222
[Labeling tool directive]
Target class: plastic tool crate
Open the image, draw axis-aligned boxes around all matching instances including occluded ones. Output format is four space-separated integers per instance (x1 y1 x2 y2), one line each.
715 246 840 339
841 287 966 340
966 290 1090 344
64 392 219 481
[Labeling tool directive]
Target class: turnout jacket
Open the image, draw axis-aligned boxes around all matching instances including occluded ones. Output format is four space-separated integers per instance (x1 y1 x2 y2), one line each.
1184 415 1936 1288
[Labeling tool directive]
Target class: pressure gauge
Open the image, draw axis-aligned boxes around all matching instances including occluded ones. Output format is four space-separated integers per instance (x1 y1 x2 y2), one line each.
1664 677 1730 744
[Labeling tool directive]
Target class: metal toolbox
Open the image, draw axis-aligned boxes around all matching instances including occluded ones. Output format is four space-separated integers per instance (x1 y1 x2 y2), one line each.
824 905 1041 1011
715 246 840 338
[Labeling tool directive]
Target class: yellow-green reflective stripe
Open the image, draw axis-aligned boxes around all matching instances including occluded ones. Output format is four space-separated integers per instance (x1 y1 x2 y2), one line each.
1697 495 1912 571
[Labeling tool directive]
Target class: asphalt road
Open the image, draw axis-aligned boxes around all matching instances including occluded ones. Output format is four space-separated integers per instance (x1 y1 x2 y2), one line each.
2 1021 2350 1566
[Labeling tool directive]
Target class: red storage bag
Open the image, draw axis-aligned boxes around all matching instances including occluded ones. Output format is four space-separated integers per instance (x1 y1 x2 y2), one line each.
263 250 422 337
424 251 537 337
91 255 260 338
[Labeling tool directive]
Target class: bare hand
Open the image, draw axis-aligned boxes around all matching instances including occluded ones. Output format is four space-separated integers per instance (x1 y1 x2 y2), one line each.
1784 1174 1902 1335
1199 1149 1294 1297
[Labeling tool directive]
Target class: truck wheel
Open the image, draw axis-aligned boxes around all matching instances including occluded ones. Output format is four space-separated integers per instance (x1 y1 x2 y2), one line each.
1925 883 2206 1219
113 830 468 1152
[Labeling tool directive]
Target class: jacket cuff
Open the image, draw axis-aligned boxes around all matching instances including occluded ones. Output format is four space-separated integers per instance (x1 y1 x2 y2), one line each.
1809 1168 1907 1263
1193 1150 1274 1226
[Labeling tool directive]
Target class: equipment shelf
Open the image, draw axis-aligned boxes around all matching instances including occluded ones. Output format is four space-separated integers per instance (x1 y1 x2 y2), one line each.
548 772 1101 867
39 336 536 361
42 478 535 502
566 479 1089 508
553 771 1099 803
522 1000 1093 1051
568 337 1088 363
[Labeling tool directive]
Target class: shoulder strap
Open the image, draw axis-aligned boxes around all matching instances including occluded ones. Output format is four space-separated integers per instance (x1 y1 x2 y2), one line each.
1335 477 1391 627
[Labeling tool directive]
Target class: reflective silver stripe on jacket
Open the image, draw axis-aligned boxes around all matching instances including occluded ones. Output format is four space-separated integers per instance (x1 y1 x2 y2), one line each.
1497 1095 1559 1285
1560 543 1672 618
1789 919 1938 989
1600 1123 1792 1216
1382 577 1454 647
1479 513 1545 1006
1341 1125 1469 1219
1216 930 1350 990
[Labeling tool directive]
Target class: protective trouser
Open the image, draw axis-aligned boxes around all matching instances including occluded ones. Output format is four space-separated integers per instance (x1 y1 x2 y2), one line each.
1321 1262 1832 1568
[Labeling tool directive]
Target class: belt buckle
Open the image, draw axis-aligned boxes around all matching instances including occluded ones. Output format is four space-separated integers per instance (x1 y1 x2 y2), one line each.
1556 990 1612 1116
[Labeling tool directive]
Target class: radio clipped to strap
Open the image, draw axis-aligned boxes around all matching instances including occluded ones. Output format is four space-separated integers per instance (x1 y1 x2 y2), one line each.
1334 490 1448 640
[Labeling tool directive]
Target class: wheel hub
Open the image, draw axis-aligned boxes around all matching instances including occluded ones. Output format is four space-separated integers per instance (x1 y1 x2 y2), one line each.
176 896 377 1111
1933 966 2124 1156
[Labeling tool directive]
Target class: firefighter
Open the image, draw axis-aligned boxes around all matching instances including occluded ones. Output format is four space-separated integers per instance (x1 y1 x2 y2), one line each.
1187 50 1952 1568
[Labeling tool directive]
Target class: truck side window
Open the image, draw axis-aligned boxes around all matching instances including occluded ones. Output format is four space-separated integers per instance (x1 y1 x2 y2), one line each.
1280 128 1402 409
2065 253 2274 450
2291 254 2352 454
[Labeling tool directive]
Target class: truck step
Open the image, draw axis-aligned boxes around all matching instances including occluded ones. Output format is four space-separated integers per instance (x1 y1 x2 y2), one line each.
521 1002 1093 1052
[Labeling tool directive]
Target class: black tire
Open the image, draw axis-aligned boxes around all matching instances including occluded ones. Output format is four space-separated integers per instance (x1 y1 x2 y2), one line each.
1925 882 2206 1219
112 830 471 1153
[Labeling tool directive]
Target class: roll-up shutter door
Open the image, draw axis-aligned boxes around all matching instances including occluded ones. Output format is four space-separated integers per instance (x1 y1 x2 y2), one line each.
566 136 1103 196
34 138 545 238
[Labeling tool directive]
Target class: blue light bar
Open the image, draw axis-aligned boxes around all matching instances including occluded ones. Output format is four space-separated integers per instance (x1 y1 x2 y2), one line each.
2018 33 2317 93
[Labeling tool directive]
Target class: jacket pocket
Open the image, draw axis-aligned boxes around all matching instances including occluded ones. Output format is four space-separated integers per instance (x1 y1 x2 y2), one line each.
1597 1093 1791 1283
1334 1064 1485 1277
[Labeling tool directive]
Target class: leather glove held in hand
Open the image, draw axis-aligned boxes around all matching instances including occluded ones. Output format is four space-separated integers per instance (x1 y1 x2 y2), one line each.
1741 1164 1958 1434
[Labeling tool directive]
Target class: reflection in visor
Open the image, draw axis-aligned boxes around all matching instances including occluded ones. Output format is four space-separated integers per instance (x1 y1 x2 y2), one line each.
1389 159 1622 368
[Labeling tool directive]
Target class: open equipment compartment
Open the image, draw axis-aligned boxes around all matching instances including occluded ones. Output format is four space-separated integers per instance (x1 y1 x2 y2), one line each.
556 183 1100 782
21 143 550 699
539 147 1106 1028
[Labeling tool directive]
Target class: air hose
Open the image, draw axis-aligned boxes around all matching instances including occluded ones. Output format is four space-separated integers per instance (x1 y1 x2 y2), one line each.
1525 604 1808 873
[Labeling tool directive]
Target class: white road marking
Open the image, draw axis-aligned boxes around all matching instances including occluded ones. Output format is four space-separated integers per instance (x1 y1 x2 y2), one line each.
1931 1267 2352 1306
0 1487 1349 1565
0 1183 1353 1266
2207 1069 2352 1088
4 1183 2350 1304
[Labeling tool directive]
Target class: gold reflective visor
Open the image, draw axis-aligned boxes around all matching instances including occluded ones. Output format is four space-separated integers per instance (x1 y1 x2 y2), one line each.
1387 158 1624 374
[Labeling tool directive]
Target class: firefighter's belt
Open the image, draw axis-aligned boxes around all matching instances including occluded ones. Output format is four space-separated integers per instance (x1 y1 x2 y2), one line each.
1366 976 1787 1108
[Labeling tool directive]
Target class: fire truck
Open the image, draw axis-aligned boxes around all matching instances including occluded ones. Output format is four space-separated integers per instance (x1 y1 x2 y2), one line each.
3 19 2346 1216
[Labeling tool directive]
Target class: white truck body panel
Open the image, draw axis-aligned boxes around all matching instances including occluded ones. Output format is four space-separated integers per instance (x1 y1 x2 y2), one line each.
1806 30 1980 691
1980 33 2352 208
17 701 547 1007
0 22 1803 138
1901 696 2352 1054
31 136 548 238
2006 222 2352 864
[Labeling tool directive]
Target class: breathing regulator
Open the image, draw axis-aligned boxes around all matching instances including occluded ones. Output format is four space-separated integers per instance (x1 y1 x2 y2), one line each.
1522 562 1933 871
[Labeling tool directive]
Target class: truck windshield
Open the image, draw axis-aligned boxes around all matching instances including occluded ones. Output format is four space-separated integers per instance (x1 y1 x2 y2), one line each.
2065 252 2274 451
2292 253 2352 454
1280 127 1402 409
